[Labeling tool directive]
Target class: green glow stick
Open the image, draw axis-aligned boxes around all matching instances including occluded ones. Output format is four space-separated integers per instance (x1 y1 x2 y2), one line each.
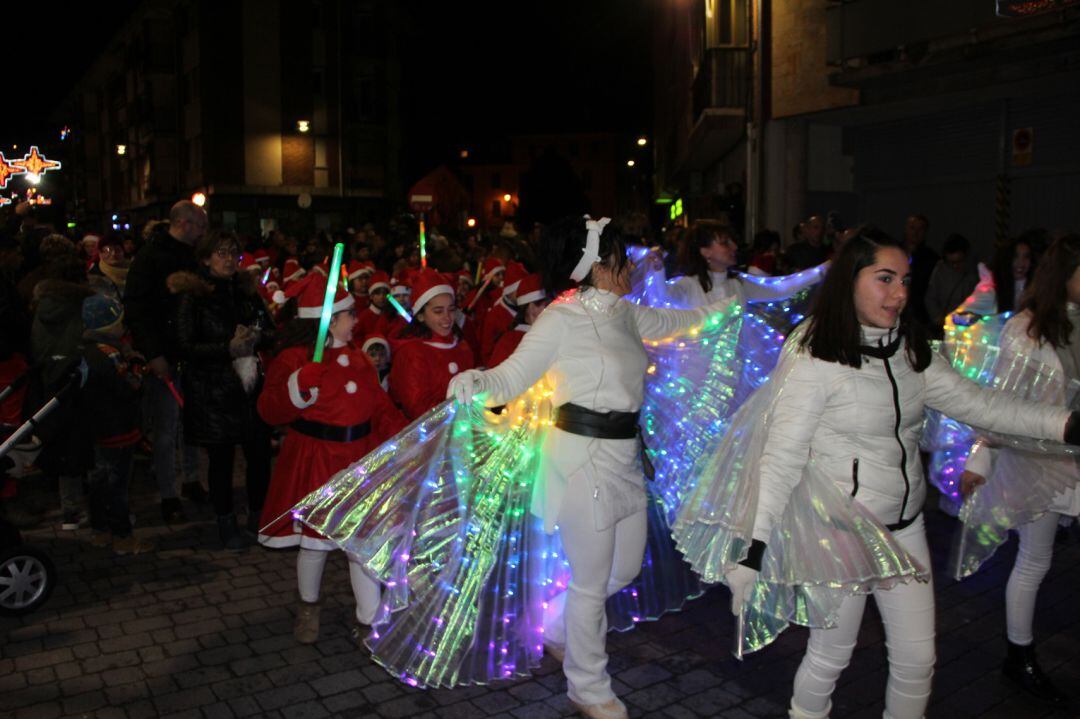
388 294 413 323
313 242 345 363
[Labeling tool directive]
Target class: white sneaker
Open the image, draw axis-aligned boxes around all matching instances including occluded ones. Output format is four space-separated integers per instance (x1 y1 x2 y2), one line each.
570 697 628 719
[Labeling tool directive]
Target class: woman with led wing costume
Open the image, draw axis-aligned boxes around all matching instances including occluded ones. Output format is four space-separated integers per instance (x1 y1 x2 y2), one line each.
948 235 1080 706
672 228 1079 719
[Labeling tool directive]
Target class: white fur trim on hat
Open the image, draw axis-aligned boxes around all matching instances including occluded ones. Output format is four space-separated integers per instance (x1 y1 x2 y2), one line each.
286 368 319 409
501 280 522 297
516 289 546 306
336 354 350 367
362 336 390 353
347 268 364 280
412 284 454 312
369 281 391 292
297 293 355 319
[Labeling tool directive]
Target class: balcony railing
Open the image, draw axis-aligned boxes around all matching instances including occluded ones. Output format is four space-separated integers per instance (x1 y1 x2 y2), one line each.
692 47 749 119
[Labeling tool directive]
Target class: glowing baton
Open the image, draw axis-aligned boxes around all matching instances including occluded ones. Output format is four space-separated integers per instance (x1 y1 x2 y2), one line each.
419 214 427 268
387 294 413 323
261 267 272 285
341 264 350 292
313 242 346 363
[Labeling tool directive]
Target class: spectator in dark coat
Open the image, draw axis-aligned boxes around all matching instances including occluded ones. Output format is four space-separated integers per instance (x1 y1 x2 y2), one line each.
904 214 939 326
170 231 275 549
124 200 206 522
925 233 979 337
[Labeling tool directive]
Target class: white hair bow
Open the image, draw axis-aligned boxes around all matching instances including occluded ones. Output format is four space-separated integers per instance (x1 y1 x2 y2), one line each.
569 215 611 282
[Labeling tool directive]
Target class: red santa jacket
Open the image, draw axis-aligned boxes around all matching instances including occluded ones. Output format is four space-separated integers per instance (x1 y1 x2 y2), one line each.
479 296 518 366
388 334 475 420
354 304 384 343
487 325 529 368
257 344 407 547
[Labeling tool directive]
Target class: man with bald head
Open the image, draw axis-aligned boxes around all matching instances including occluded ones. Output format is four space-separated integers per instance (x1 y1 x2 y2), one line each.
124 199 207 522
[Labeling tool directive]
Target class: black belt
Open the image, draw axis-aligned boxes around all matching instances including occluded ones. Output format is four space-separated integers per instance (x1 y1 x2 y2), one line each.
291 417 371 443
554 403 640 440
886 511 921 533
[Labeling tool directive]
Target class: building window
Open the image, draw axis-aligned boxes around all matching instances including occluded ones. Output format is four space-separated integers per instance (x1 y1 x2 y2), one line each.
354 75 375 121
311 69 326 96
492 200 501 217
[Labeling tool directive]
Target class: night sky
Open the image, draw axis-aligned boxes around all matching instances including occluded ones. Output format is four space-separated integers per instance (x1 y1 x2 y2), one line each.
2 1 652 186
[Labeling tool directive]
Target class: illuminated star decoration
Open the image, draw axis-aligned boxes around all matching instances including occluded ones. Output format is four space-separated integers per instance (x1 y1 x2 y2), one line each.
15 146 61 177
0 152 23 190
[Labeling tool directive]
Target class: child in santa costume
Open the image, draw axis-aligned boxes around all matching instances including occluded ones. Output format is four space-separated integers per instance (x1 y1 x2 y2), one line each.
361 335 392 391
355 270 390 342
377 280 412 343
479 261 528 365
388 269 476 419
257 273 407 645
464 256 506 327
488 273 548 368
347 260 375 311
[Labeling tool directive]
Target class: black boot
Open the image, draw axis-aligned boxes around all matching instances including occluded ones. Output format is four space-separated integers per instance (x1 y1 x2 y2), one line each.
1003 641 1066 705
216 513 251 551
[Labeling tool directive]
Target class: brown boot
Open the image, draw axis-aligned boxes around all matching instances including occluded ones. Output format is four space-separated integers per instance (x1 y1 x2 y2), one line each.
294 600 320 644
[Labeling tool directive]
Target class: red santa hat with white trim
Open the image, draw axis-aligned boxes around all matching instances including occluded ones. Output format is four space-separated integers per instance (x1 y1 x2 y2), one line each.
346 260 366 281
481 256 506 281
502 261 528 298
368 271 391 293
409 268 455 313
271 273 354 319
515 273 546 306
361 334 391 358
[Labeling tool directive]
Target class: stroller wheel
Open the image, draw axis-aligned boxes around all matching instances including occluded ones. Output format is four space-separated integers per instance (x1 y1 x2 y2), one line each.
0 545 56 616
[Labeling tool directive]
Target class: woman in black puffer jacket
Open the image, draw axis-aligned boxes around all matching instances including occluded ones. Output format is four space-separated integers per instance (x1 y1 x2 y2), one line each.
170 231 274 549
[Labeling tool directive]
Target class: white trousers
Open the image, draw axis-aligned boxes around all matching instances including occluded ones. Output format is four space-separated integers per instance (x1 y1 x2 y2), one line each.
296 547 381 624
1006 510 1059 646
792 516 935 719
543 472 647 705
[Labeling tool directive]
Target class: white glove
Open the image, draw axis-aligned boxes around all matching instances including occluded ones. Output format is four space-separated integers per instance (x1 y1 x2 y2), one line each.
446 369 485 405
724 564 759 616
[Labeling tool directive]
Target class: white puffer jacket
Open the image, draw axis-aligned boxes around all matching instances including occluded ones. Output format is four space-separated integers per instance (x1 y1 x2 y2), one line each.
752 324 1071 542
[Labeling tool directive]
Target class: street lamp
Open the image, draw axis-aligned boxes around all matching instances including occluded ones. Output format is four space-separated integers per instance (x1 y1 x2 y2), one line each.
626 160 636 168
191 191 207 207
502 193 512 203
466 217 477 228
297 120 311 133
116 144 126 156
636 137 647 146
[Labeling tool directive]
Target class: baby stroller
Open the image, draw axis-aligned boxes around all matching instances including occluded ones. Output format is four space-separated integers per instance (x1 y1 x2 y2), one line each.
0 368 62 617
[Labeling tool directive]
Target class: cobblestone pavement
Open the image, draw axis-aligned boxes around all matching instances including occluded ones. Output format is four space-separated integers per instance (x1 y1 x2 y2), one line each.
3 462 1079 719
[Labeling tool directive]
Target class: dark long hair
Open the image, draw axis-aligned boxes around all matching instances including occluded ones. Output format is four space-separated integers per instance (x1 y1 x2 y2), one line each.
274 299 319 354
1020 234 1080 349
800 225 931 371
677 220 736 293
540 215 627 297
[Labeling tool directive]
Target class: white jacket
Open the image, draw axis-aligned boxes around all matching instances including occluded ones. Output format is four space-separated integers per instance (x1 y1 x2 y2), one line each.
753 324 1070 542
478 287 731 532
965 310 1080 516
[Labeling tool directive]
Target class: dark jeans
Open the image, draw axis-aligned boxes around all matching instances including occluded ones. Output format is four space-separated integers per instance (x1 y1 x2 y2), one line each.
88 445 134 537
205 423 271 518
